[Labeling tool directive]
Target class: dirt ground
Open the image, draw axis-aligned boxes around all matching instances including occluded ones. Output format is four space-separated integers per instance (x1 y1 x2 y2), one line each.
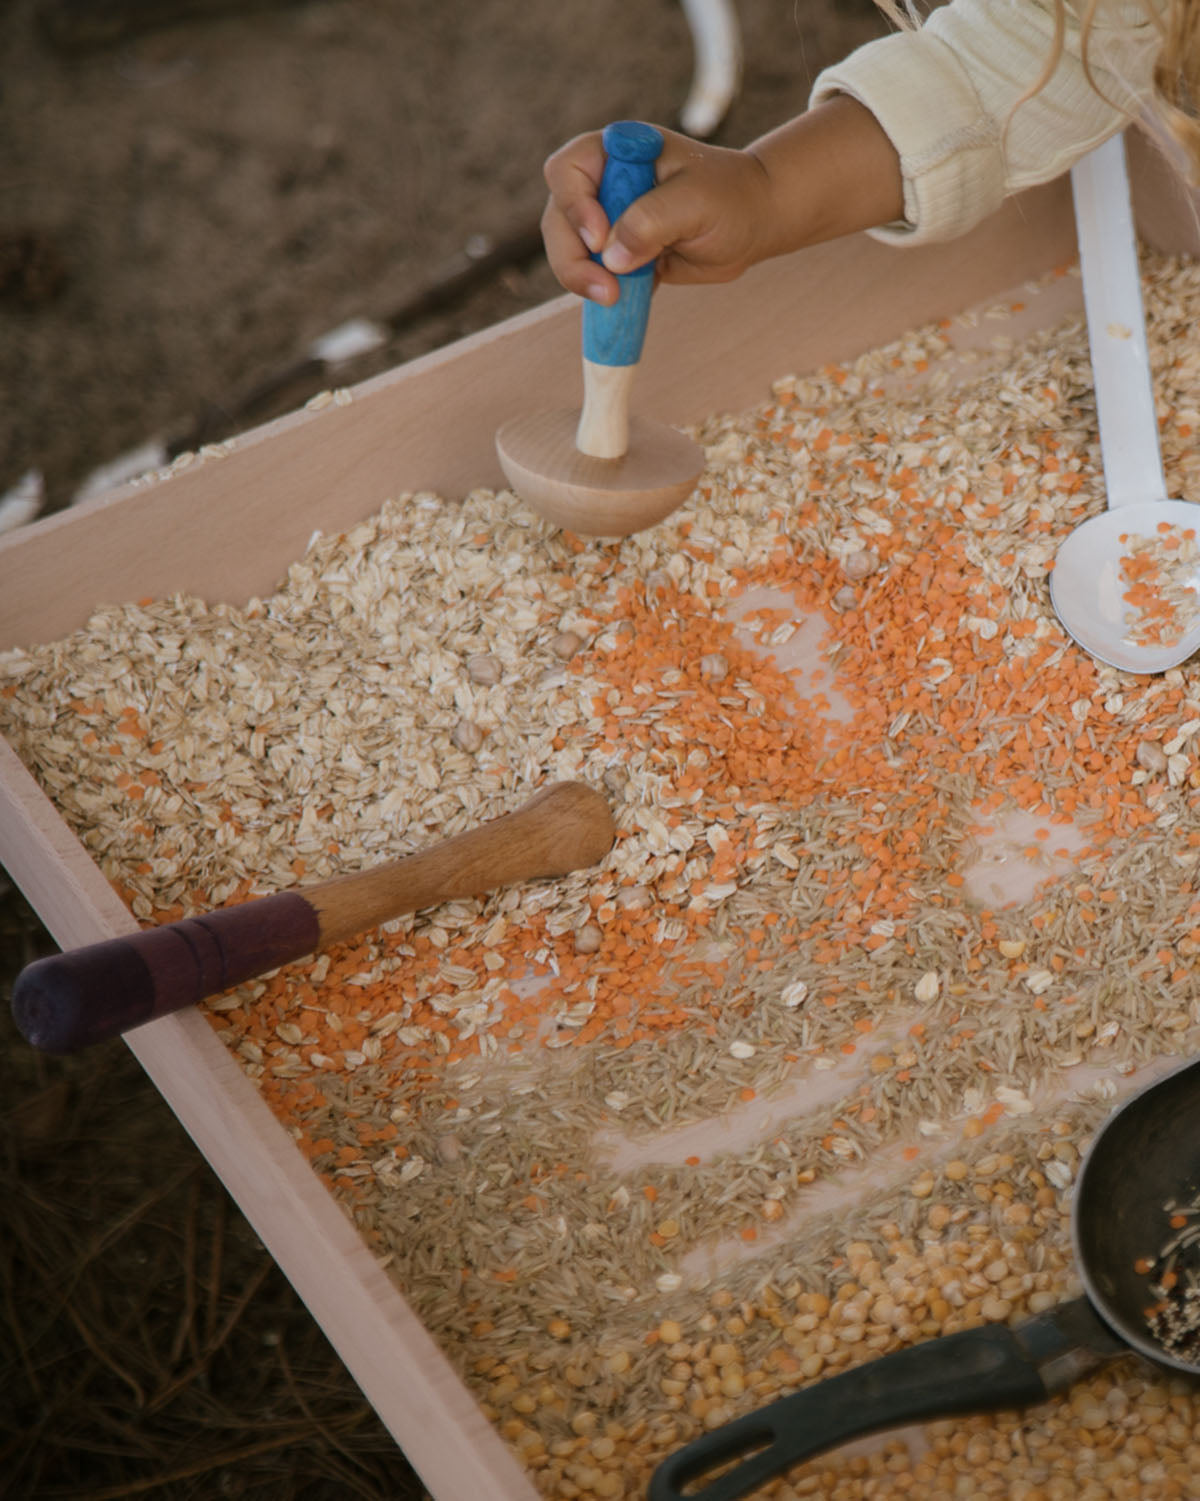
0 2 888 1496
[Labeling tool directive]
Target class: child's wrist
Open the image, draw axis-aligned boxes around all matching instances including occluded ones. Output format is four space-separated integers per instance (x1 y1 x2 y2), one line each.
738 145 790 267
747 97 903 256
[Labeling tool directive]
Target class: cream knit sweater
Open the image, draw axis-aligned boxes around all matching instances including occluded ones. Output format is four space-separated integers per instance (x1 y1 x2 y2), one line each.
811 0 1162 244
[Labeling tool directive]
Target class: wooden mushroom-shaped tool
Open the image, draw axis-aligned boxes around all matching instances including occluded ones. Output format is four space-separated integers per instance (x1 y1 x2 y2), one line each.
496 121 704 537
12 781 615 1054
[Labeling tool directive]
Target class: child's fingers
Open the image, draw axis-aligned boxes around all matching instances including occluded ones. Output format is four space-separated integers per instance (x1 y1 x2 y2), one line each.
601 172 733 280
599 193 670 276
542 132 620 302
600 138 761 283
594 133 692 275
543 134 611 253
541 199 619 304
542 126 751 295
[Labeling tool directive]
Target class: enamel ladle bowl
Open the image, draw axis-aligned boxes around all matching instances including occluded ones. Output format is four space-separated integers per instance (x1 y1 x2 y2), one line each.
1048 132 1200 673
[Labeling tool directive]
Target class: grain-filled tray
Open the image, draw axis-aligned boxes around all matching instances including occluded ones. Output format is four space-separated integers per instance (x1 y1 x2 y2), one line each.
4 139 1200 1500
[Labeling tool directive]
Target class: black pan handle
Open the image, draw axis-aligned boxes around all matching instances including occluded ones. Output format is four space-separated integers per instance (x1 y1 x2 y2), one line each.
649 1303 1113 1501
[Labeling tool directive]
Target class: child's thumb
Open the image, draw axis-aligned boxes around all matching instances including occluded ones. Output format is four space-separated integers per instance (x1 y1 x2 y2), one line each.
600 195 669 276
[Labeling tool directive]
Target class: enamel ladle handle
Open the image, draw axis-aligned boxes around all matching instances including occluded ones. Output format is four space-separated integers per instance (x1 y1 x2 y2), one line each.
1070 131 1167 508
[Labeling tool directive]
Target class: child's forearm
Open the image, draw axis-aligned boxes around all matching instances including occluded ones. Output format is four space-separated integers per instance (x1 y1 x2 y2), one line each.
746 95 906 258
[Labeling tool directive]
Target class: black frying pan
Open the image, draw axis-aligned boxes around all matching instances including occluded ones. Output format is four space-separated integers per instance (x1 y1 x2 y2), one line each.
650 1056 1200 1501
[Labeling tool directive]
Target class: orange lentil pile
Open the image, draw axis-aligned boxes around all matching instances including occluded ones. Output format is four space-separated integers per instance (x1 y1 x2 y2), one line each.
5 258 1200 1498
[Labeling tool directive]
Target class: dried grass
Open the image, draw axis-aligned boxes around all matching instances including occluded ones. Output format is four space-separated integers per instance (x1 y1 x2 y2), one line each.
0 878 429 1501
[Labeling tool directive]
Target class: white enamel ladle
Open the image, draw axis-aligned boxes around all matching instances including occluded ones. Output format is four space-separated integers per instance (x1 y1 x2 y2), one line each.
1049 132 1200 673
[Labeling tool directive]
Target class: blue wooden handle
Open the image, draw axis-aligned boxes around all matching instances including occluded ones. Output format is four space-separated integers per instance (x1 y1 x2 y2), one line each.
582 120 663 368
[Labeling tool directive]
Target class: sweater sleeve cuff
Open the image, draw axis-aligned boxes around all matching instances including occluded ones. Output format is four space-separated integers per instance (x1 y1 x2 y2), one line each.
810 31 1008 246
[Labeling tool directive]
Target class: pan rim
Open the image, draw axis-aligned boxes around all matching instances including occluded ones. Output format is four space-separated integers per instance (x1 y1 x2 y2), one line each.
1072 1053 1200 1376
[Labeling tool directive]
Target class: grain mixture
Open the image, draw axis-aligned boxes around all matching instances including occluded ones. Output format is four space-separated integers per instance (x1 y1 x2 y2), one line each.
1143 1187 1200 1365
1119 522 1200 648
6 253 1200 1499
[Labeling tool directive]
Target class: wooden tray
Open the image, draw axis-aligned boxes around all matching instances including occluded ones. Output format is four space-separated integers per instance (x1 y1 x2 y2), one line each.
2 130 1197 1499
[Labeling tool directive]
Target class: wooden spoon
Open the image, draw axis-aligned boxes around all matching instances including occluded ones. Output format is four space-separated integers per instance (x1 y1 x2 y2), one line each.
11 780 615 1054
496 121 704 537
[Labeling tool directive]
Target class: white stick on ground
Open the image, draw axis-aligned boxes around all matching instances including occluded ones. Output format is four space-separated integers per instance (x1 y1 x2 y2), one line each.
679 0 742 138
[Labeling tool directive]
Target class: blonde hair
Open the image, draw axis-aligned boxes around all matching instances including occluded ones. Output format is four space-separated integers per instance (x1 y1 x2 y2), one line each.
875 1 1200 176
1148 0 1200 169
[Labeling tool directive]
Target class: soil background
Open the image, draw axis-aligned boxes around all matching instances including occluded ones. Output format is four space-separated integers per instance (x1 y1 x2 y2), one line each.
0 3 887 1497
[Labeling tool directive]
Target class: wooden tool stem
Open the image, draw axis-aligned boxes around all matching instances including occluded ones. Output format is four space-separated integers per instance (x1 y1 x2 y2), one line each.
575 361 636 459
575 122 662 462
12 782 614 1054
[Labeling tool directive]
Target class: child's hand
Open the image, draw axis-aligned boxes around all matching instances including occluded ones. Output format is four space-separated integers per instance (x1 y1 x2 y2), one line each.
541 100 904 306
541 126 774 306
